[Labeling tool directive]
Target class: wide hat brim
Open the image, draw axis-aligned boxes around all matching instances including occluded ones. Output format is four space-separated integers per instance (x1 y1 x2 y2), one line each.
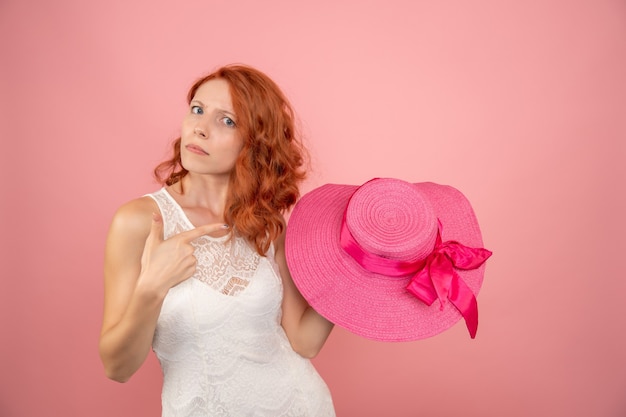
285 180 488 341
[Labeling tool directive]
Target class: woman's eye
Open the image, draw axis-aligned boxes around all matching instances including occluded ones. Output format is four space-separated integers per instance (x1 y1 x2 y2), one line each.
222 117 236 128
191 105 203 115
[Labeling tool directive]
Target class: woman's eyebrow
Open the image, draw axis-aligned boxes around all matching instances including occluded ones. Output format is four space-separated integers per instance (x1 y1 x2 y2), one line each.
190 99 236 116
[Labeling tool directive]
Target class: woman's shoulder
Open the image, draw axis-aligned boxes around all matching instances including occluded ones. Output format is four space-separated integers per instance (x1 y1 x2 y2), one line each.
109 195 159 240
115 195 158 219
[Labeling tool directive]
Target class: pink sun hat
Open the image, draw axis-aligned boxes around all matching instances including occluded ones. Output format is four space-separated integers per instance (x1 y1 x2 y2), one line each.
285 178 492 342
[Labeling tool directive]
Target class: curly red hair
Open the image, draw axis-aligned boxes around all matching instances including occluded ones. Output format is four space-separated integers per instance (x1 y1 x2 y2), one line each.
154 64 307 255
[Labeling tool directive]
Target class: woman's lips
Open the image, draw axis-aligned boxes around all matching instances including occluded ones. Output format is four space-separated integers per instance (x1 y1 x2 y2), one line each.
186 144 208 155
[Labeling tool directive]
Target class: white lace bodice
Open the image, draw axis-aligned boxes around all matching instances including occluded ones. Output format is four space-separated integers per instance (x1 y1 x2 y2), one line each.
147 188 335 417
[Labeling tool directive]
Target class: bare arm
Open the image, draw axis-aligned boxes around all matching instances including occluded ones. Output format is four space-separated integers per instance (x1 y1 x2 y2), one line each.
275 229 334 359
99 197 226 382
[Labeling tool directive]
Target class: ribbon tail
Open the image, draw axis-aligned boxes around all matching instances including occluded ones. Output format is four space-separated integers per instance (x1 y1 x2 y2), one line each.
406 267 438 306
429 253 454 310
448 270 479 338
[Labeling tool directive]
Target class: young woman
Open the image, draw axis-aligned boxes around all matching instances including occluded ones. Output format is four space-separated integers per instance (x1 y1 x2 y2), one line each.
99 64 336 416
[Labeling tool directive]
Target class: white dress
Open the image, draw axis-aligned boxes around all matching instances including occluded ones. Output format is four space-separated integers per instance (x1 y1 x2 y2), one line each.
147 188 335 417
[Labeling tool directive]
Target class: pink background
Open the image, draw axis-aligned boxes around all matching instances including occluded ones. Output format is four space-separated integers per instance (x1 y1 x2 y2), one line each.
1 0 625 416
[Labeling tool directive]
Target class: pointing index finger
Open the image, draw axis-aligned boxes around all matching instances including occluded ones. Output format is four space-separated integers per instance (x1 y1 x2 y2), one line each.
178 223 230 242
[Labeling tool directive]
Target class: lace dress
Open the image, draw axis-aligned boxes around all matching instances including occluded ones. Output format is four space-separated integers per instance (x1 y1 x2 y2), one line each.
147 188 335 417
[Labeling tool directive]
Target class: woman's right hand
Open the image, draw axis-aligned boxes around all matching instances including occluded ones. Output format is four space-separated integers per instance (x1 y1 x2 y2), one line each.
99 199 227 382
138 212 227 295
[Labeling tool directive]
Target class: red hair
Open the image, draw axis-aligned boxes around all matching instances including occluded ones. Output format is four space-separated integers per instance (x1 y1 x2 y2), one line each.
154 64 307 255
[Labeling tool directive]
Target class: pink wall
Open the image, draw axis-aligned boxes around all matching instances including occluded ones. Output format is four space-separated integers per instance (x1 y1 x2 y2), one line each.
1 0 625 416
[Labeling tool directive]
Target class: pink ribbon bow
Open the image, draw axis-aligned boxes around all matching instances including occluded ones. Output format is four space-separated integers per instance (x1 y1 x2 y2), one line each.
341 216 492 338
405 225 492 338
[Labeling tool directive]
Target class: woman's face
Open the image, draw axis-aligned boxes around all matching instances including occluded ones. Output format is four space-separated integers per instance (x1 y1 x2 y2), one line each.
180 78 244 177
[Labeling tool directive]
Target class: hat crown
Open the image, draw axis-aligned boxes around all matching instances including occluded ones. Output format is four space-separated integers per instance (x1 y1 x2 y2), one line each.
345 178 438 264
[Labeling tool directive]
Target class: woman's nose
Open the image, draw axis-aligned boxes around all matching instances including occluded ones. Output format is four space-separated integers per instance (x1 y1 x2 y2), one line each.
194 125 208 138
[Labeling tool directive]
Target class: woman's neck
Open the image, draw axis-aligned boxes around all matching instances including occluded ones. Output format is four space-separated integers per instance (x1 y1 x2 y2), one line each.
170 173 230 216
